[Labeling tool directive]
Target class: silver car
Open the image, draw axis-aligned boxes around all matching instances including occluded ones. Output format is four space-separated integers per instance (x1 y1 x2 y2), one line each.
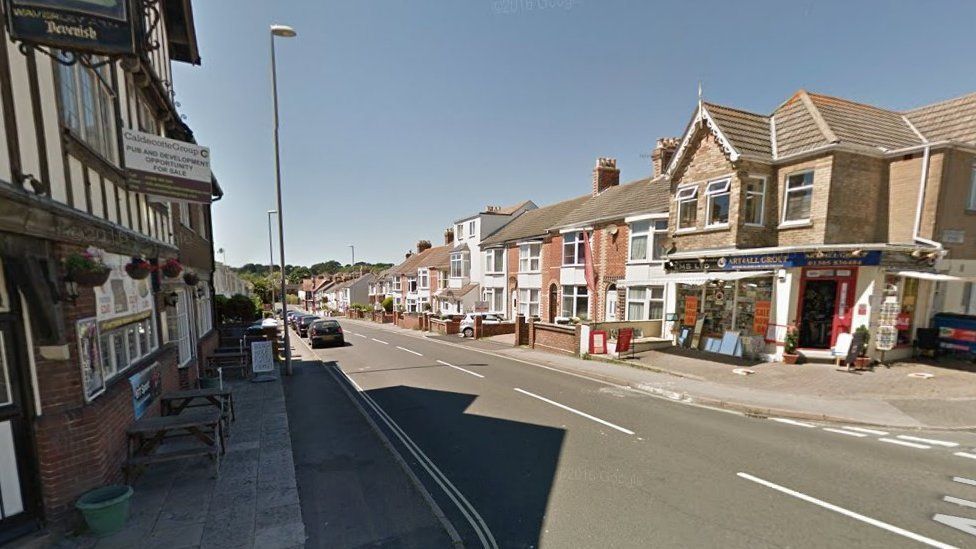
459 313 504 338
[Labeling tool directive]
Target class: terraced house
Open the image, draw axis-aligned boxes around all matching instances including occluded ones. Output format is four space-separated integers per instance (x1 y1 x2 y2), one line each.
0 0 220 540
662 89 976 361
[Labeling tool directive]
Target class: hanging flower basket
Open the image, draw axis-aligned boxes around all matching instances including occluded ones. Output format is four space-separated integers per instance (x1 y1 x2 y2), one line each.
183 271 200 286
160 258 183 279
65 250 111 287
124 257 153 280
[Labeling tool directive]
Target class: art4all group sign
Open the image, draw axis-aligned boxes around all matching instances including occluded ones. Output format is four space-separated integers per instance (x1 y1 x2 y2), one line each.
3 0 137 55
122 129 212 204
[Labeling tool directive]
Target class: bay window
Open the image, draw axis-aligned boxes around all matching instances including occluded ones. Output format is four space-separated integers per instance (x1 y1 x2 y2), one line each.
676 185 698 230
783 171 814 223
485 249 505 273
626 286 665 320
483 288 505 313
705 178 731 227
518 288 540 317
98 316 158 382
629 218 668 262
57 55 118 165
561 285 589 319
450 252 470 278
438 270 448 289
743 177 766 226
519 243 541 272
563 232 585 266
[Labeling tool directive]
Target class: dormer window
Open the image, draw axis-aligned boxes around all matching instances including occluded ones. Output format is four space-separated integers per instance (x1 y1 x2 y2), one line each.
705 178 731 227
675 185 698 230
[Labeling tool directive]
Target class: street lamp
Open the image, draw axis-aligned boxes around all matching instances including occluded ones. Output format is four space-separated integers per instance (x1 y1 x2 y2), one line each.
267 209 277 305
270 23 296 375
348 244 355 267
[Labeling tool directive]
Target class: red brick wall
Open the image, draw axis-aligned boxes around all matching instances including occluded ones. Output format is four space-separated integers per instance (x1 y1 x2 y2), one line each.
529 322 579 355
430 318 459 335
478 322 516 338
592 222 628 322
398 313 421 330
541 235 562 322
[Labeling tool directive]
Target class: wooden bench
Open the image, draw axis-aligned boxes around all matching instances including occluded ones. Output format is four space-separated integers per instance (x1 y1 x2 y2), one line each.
124 409 223 483
205 352 249 379
161 387 235 434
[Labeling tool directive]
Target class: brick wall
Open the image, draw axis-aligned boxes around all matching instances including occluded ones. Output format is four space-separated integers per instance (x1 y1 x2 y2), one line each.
541 234 562 322
825 151 888 244
933 149 976 259
430 318 460 335
593 221 628 322
529 322 580 355
398 313 422 330
477 322 516 338
669 131 740 251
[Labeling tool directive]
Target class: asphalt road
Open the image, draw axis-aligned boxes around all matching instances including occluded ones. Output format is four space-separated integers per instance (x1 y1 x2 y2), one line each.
292 319 976 548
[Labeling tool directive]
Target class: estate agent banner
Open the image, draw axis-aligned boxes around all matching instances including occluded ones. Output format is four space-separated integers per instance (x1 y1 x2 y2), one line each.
122 129 212 203
3 0 136 55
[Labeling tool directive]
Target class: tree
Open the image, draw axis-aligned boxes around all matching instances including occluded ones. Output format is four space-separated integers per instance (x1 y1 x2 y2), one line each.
286 266 311 284
381 296 394 313
311 260 342 275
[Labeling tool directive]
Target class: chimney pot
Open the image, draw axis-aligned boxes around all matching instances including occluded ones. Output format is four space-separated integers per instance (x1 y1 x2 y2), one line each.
592 156 620 196
652 137 680 177
444 228 455 245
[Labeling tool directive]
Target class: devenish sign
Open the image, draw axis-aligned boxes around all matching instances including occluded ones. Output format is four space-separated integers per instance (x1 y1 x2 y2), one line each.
123 129 213 203
3 0 137 55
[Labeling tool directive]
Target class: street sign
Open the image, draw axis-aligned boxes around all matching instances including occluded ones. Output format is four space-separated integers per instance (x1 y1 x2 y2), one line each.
251 341 274 374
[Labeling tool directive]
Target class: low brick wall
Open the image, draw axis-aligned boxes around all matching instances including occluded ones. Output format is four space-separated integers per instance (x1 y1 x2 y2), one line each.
398 313 422 330
530 322 580 355
478 321 516 338
431 318 460 335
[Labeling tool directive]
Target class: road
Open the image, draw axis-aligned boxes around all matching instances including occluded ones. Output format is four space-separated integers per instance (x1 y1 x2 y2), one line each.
292 318 976 548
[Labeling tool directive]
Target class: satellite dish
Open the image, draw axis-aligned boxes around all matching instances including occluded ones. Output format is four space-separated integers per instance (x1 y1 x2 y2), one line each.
608 226 619 236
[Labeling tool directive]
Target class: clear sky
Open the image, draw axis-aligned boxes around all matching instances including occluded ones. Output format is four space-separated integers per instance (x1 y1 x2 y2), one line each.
172 0 976 267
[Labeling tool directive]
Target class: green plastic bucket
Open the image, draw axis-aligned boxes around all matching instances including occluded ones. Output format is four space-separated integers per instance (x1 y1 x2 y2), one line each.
75 485 133 536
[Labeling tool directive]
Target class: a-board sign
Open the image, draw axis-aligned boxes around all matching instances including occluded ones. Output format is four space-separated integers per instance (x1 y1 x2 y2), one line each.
590 330 607 354
617 328 634 354
251 340 274 374
845 331 866 367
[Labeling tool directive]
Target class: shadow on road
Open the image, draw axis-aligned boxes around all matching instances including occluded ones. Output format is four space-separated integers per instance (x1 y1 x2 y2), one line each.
363 384 565 548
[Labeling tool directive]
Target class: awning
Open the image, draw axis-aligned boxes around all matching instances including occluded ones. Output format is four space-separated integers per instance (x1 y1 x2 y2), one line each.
622 271 773 287
895 271 973 282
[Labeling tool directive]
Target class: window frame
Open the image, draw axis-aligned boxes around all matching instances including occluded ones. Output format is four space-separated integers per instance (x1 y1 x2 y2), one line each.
562 231 585 266
561 285 589 319
407 276 418 293
743 176 767 227
519 243 541 273
483 287 505 313
675 184 699 231
518 288 540 317
968 165 976 211
438 269 448 289
393 277 401 292
782 171 815 225
56 55 119 166
468 220 476 239
450 252 469 278
705 177 732 228
625 286 665 321
485 248 505 274
418 268 429 290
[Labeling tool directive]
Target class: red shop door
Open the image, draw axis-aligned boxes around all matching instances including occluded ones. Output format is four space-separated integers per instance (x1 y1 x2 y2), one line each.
797 268 857 349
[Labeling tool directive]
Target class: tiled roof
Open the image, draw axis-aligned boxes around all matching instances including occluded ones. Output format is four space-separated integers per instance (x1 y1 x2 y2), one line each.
772 93 829 157
390 249 430 275
555 177 668 228
906 91 976 144
807 92 919 151
704 102 772 158
480 194 591 247
435 283 478 300
454 200 535 223
417 245 452 269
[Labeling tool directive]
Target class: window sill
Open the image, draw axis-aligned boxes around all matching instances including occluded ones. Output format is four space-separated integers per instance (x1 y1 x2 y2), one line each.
626 260 665 266
778 220 813 230
517 270 541 275
743 223 766 228
675 225 731 235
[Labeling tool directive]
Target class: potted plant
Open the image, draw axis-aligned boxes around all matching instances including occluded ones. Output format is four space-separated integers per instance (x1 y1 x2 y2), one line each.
65 249 111 287
160 258 183 278
783 326 800 364
124 256 153 280
854 325 872 370
183 271 199 286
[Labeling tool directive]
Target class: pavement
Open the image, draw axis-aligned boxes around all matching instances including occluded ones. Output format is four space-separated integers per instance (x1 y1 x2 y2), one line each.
471 330 976 429
47 372 306 549
320 317 976 548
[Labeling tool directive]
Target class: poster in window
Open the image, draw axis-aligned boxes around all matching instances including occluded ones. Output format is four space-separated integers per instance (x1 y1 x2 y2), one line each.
3 0 136 55
94 252 153 327
128 362 161 420
683 296 698 326
77 317 105 401
753 301 771 338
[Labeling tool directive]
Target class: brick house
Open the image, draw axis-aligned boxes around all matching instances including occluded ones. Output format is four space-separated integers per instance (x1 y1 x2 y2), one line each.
0 0 220 539
661 89 976 360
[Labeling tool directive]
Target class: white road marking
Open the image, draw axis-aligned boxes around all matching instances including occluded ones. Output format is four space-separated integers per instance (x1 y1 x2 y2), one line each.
896 435 958 447
823 428 867 437
436 360 484 378
514 388 635 435
932 514 976 538
371 338 389 344
879 437 931 449
841 426 889 436
953 452 976 460
737 472 956 549
954 477 976 487
396 346 423 356
354 333 367 339
770 418 816 428
944 496 976 509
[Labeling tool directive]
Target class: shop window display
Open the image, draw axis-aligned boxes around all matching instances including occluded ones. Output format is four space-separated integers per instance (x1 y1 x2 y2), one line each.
884 274 919 346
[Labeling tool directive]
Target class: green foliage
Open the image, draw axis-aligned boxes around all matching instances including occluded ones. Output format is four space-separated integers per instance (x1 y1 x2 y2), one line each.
784 326 799 354
855 325 870 356
64 250 108 273
215 294 259 323
381 296 394 313
286 294 299 305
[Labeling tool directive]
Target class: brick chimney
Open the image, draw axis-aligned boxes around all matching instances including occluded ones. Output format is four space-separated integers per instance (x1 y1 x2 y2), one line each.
405 250 413 260
592 157 620 195
417 240 432 253
444 228 454 245
652 137 680 178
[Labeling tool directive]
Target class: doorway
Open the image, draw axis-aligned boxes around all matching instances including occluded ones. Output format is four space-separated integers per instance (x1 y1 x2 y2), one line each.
547 284 558 323
797 268 857 349
605 285 617 321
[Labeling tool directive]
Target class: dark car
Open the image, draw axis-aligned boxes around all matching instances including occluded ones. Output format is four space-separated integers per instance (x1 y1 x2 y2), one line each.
297 315 319 337
309 320 344 348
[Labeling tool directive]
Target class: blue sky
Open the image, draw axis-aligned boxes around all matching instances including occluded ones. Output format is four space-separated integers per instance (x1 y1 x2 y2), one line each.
172 0 976 267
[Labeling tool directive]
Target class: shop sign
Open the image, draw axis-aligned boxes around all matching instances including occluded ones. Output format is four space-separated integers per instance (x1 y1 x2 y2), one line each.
251 340 274 374
129 362 161 420
93 252 154 328
683 296 698 326
753 301 771 338
3 0 137 55
123 129 212 204
669 251 882 272
942 229 965 244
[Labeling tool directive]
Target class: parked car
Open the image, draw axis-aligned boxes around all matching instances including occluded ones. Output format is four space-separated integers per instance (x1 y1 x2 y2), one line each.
459 313 504 338
297 315 319 337
309 320 344 348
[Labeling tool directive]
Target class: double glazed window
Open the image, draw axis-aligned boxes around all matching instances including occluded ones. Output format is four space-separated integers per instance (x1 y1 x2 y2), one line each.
450 252 470 278
676 185 698 230
407 276 418 292
99 317 159 380
629 219 668 261
57 56 118 165
393 277 401 291
485 249 505 273
519 288 540 317
418 269 429 289
168 288 194 367
626 286 665 321
519 243 541 272
561 285 589 319
483 288 505 313
969 165 976 210
743 177 766 226
563 232 585 266
705 178 731 226
783 171 814 223
438 270 448 288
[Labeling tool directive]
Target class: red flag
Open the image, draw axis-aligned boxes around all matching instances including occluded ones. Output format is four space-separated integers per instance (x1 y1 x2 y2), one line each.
582 230 596 293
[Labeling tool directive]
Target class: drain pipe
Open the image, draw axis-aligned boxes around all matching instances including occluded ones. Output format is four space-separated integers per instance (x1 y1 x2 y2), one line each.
912 145 943 250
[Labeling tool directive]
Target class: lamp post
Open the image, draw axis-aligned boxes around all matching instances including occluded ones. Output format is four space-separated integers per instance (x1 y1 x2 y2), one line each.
348 244 355 267
267 209 277 305
271 23 296 375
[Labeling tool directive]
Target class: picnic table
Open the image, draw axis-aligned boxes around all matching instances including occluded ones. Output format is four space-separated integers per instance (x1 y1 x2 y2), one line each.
161 387 235 433
205 351 249 379
124 409 224 483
